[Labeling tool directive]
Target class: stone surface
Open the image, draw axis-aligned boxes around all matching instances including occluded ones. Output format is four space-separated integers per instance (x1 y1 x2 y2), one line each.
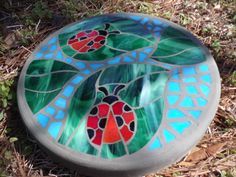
17 13 220 177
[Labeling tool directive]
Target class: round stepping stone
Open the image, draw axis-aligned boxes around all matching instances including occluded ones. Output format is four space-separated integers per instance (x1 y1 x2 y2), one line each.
17 13 221 177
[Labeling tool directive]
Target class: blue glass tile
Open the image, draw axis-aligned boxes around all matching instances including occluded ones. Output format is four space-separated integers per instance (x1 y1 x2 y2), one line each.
189 110 201 119
163 129 175 143
197 97 207 106
186 86 198 94
200 84 210 96
36 52 43 59
153 19 162 25
45 107 55 115
153 26 162 31
55 110 65 120
141 18 148 24
148 138 162 150
108 57 120 64
167 95 179 105
41 46 48 51
123 56 133 62
183 77 197 83
55 98 66 108
50 45 57 51
182 67 196 75
81 69 91 75
48 122 62 139
168 82 180 92
139 52 147 62
37 114 49 128
199 64 209 72
90 63 103 69
180 97 194 107
143 47 153 54
201 75 211 83
170 121 191 134
71 75 83 84
48 37 57 44
167 109 185 119
56 51 63 60
62 85 74 97
131 51 137 58
75 62 86 69
65 58 72 64
45 53 53 59
129 15 142 21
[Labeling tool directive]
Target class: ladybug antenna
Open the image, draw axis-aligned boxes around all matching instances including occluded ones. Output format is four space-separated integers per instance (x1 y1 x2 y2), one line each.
114 85 125 95
98 87 108 96
104 23 110 30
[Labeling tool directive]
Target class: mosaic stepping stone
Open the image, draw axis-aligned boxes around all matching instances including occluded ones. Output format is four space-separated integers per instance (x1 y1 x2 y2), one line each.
17 13 221 177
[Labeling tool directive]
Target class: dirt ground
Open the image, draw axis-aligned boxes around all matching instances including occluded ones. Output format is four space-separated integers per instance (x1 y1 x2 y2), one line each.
0 0 235 177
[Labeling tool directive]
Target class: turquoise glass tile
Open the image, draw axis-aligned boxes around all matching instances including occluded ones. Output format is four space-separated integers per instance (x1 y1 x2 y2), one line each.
163 129 175 143
186 85 198 94
182 67 196 75
197 97 207 106
167 109 185 119
180 97 194 107
48 122 62 139
183 77 197 83
168 82 180 92
76 62 86 69
55 97 67 108
199 64 209 72
200 84 210 96
45 106 55 115
189 110 201 119
201 75 211 83
170 121 191 134
167 95 179 105
148 138 162 150
62 85 74 97
55 110 65 120
37 114 49 128
72 75 83 84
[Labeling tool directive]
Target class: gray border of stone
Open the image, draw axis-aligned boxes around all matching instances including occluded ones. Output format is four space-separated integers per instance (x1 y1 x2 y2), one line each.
17 13 221 177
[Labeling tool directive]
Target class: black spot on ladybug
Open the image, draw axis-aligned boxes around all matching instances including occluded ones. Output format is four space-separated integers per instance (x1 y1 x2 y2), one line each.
129 121 135 132
87 41 94 46
99 30 108 36
90 107 98 115
85 30 92 33
103 96 119 104
87 129 94 139
70 35 76 40
99 118 107 129
79 36 87 41
116 116 124 127
88 48 95 52
124 105 131 112
100 40 105 45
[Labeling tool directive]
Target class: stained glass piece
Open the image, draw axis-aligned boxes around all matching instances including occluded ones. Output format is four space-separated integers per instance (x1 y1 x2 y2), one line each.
18 13 220 177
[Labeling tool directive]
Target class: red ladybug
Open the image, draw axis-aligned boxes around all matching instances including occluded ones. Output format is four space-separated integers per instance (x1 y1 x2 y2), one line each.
86 85 136 147
68 23 120 53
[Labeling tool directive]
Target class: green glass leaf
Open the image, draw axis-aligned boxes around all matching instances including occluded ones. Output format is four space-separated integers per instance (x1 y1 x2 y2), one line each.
152 27 206 65
25 60 78 113
59 16 155 61
59 71 101 146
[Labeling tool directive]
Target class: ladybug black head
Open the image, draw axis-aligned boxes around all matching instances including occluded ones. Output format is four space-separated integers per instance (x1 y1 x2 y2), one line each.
98 85 125 104
98 23 120 36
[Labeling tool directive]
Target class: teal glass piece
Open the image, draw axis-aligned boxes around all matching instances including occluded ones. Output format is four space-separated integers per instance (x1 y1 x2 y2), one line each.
199 64 209 72
101 141 126 159
197 97 207 106
182 77 197 83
